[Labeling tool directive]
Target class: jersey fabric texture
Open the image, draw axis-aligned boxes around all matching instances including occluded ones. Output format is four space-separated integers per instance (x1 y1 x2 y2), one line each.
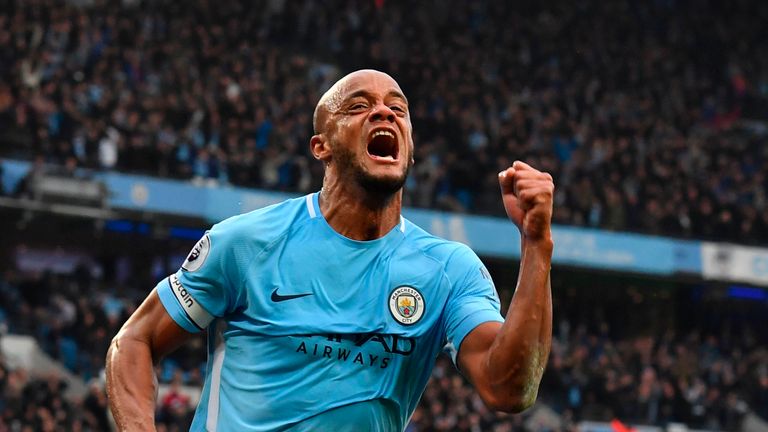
156 192 504 431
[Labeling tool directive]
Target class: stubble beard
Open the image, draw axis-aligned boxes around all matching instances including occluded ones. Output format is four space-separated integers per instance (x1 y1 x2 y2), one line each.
333 145 411 197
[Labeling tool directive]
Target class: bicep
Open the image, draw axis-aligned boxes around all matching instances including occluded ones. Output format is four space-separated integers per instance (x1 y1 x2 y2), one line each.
456 321 501 388
116 288 196 362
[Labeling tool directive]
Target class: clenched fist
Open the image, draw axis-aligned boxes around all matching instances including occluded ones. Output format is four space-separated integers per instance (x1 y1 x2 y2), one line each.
498 161 554 241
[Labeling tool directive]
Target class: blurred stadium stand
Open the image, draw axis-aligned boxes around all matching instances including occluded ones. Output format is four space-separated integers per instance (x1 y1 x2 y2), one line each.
1 0 768 431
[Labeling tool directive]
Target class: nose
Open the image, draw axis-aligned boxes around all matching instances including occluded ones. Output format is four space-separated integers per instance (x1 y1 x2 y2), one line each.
369 102 396 123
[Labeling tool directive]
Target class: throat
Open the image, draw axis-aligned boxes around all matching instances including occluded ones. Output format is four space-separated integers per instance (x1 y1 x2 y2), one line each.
360 219 394 241
318 187 402 241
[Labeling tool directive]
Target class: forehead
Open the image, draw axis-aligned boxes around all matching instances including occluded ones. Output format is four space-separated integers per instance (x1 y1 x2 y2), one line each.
322 71 406 112
337 72 404 99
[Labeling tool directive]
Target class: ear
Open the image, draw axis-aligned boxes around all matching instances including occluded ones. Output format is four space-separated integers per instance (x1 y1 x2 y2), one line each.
310 134 332 163
408 135 415 165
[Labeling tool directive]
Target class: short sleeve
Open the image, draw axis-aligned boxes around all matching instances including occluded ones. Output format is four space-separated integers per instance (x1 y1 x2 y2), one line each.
442 245 504 365
156 223 242 333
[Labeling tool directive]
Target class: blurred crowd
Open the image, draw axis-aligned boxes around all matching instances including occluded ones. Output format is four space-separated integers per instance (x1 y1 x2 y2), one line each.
0 360 110 432
0 265 203 431
540 329 768 430
1 0 768 243
0 263 766 431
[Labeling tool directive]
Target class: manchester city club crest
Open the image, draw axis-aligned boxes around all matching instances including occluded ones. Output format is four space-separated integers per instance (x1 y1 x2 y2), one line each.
389 286 425 325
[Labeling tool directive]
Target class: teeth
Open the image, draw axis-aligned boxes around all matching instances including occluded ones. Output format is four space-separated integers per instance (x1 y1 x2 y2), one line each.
370 154 396 161
372 130 395 139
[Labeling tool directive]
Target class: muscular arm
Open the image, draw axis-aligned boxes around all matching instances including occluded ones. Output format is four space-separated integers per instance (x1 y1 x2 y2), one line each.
457 161 554 413
458 238 552 412
105 289 195 430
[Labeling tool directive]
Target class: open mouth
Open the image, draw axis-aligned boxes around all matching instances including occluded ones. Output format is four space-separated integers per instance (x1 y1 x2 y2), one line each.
367 129 399 162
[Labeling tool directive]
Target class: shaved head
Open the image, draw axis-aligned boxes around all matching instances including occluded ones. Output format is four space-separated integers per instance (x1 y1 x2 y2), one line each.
313 69 406 134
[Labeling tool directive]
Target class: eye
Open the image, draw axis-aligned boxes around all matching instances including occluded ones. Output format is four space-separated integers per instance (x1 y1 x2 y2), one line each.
349 102 368 111
390 105 407 115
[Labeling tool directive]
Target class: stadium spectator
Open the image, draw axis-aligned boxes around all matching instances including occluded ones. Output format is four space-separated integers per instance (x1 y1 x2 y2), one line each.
157 372 193 430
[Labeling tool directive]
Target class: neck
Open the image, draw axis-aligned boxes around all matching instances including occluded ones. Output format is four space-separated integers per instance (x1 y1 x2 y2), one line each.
319 176 403 241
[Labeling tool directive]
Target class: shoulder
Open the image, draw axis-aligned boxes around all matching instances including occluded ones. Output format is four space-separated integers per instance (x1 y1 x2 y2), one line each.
401 220 491 296
209 194 313 250
401 218 482 273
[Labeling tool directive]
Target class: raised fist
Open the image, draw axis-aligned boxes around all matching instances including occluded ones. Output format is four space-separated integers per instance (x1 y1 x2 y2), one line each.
498 161 554 241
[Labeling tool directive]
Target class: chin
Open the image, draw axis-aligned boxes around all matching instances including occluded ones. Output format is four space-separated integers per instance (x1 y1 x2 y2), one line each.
356 167 409 196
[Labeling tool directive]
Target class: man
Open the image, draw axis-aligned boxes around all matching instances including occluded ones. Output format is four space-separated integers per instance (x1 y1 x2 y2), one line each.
106 69 554 431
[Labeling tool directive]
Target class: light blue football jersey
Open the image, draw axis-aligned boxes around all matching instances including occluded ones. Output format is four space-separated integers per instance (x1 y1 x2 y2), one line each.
156 192 504 431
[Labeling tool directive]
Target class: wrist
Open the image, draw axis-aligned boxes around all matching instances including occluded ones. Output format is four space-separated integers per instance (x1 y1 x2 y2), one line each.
521 233 554 254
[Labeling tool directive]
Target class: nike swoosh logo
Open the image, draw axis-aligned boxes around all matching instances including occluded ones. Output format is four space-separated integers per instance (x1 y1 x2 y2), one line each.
270 288 313 303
